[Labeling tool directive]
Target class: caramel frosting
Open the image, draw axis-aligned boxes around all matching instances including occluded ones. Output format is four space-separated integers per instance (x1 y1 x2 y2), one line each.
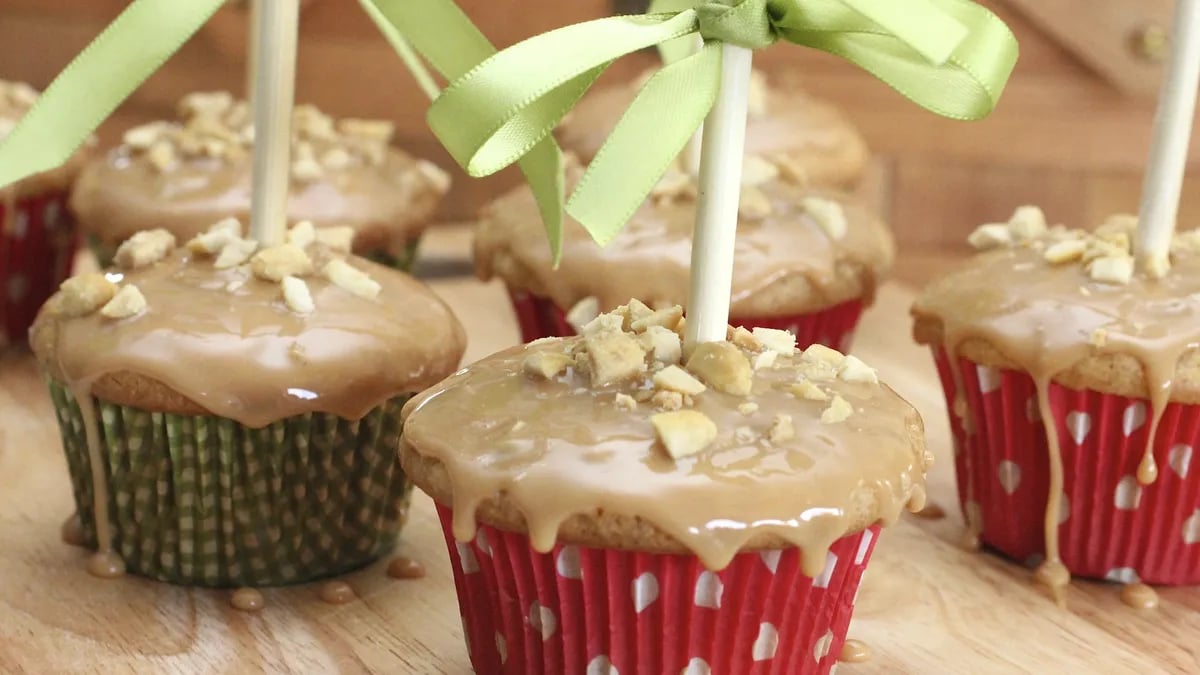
476 161 893 319
558 69 870 190
402 302 928 572
69 93 450 256
0 79 89 198
31 219 466 427
912 206 1200 600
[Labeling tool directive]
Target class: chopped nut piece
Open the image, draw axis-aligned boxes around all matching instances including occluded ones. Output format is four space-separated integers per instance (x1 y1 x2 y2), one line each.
1144 254 1171 279
620 298 654 325
638 325 683 365
651 168 693 202
523 351 574 379
631 305 683 333
123 122 171 150
1007 205 1047 239
729 326 761 350
416 159 452 194
314 226 355 253
7 82 38 107
585 331 646 385
338 118 395 141
114 229 177 270
187 218 243 255
738 185 772 221
651 389 684 411
768 414 795 443
752 327 796 354
1088 255 1134 285
320 147 353 171
252 244 315 281
802 344 846 368
790 380 830 401
1096 213 1137 238
294 105 337 140
1043 239 1086 265
1090 328 1108 348
179 91 233 119
966 223 1012 250
821 395 854 424
291 157 324 183
322 258 381 298
686 342 753 396
753 351 777 370
99 284 147 319
146 140 178 172
734 426 758 444
208 217 243 237
653 365 707 395
839 355 878 384
214 238 258 269
741 155 780 186
803 197 848 241
58 274 118 317
651 410 718 459
566 297 602 333
287 220 317 248
580 311 624 337
738 401 759 415
772 153 809 186
614 392 638 411
281 275 315 314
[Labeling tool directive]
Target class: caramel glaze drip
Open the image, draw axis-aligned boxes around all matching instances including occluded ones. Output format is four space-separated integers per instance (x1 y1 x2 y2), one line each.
318 581 356 605
60 513 86 547
475 171 893 318
1120 582 1159 610
838 639 872 663
913 237 1200 602
402 341 928 573
70 148 442 257
912 502 947 520
30 248 465 577
231 588 265 612
386 556 426 580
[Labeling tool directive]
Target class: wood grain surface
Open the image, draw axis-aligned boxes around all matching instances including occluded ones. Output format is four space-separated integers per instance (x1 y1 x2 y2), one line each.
1 235 1198 674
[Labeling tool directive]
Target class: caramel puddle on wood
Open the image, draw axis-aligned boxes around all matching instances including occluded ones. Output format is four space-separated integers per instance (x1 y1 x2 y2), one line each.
231 588 265 612
60 513 85 547
386 556 426 579
1120 582 1159 610
319 581 356 605
839 639 871 663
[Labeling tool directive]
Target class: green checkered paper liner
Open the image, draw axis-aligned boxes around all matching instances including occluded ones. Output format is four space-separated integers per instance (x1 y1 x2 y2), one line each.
89 236 422 272
48 380 413 587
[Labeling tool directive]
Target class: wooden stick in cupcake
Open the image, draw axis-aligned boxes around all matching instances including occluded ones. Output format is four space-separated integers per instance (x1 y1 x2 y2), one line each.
1136 0 1200 278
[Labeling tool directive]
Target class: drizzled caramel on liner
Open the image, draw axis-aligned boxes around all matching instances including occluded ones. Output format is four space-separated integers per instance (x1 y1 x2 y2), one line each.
913 207 1200 601
403 303 929 573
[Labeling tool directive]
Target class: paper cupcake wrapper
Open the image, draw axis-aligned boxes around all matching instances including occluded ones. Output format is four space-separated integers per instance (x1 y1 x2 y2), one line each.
438 504 878 675
932 349 1200 585
90 235 422 273
0 191 76 346
48 380 413 587
508 289 864 352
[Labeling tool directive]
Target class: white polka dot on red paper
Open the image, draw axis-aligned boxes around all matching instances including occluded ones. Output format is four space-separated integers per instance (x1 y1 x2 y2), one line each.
759 550 781 573
1122 402 1147 436
752 622 778 661
1184 511 1200 544
456 542 479 574
495 632 507 664
633 572 659 612
813 551 838 589
854 529 874 565
975 365 1001 393
555 545 582 579
693 571 723 608
1105 567 1139 584
586 655 617 675
997 460 1021 496
682 658 711 675
1066 411 1092 445
529 601 557 640
1170 445 1193 478
1113 476 1142 511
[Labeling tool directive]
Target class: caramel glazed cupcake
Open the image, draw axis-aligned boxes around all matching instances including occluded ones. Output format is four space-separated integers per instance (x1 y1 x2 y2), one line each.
32 219 464 587
559 68 871 191
477 154 893 348
70 92 450 271
402 304 930 673
913 207 1200 599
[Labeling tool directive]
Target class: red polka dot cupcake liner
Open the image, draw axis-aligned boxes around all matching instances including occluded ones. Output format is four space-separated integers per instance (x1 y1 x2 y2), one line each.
437 504 878 675
933 349 1200 585
0 191 77 347
507 289 864 352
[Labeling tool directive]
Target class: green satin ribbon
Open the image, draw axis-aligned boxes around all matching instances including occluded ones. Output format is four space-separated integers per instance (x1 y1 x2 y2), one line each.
363 0 1017 255
0 0 225 188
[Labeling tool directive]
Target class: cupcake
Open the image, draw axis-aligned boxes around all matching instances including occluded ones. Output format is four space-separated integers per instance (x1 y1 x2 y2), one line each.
31 218 465 586
402 303 929 674
912 207 1200 598
70 92 450 271
0 80 89 348
559 68 870 191
477 158 893 348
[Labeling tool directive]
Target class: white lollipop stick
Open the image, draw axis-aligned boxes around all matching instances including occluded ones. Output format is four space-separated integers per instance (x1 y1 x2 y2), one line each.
248 0 300 245
685 44 753 347
246 0 262 103
1136 0 1200 277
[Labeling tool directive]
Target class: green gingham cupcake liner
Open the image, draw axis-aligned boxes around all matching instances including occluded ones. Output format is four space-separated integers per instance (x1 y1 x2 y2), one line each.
48 380 413 587
90 235 423 272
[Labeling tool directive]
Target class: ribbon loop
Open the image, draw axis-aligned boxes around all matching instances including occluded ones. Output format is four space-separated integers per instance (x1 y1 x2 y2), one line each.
695 0 777 50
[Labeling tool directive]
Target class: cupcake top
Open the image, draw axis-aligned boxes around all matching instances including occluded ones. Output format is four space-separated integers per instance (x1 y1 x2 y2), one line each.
402 302 929 572
70 93 451 255
558 69 870 190
475 159 893 320
912 207 1200 404
31 219 466 427
0 79 89 197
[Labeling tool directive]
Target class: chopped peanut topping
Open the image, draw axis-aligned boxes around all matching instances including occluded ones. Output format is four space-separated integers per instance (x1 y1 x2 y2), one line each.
584 331 646 385
686 342 753 396
99 285 147 319
314 226 355 253
416 160 452 194
524 351 573 380
114 229 176 270
638 325 683 364
630 306 683 332
967 223 1012 251
566 296 602 333
768 414 795 443
738 186 772 221
653 365 707 396
651 410 718 459
1006 205 1047 240
287 220 317 248
338 118 395 141
214 238 259 269
791 380 830 401
322 259 381 298
738 401 759 415
803 197 848 241
802 344 846 368
58 274 118 317
839 355 878 384
187 217 244 255
252 244 314 282
614 393 638 411
753 350 778 370
281 276 315 314
752 327 796 354
741 155 780 187
729 326 761 350
1088 255 1134 285
821 395 854 424
1043 239 1086 265
651 389 685 411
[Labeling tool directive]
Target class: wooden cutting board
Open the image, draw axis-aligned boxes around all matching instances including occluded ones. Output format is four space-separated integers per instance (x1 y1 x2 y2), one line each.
2 276 1199 674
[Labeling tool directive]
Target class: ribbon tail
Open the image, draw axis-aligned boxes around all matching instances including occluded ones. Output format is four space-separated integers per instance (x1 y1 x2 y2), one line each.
0 0 225 188
567 43 721 246
519 141 566 266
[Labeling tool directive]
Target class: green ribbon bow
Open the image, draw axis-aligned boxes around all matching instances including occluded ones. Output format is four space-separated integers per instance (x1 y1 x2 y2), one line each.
361 0 1018 260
